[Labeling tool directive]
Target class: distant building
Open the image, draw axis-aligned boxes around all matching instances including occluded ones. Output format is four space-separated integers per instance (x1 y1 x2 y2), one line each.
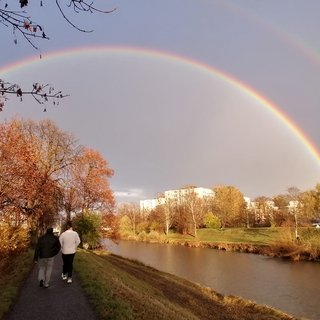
287 200 301 213
140 186 214 211
249 200 277 224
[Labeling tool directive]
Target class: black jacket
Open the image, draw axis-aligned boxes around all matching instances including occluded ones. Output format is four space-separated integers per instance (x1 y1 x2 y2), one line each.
34 231 61 260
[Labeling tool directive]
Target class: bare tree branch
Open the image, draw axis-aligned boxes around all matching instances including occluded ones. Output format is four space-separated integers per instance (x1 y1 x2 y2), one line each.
68 0 117 14
55 0 116 32
0 7 48 50
0 1 115 110
55 0 92 33
0 80 69 112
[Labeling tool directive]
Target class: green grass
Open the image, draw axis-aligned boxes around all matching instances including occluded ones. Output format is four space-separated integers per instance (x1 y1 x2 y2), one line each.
155 227 320 259
167 227 285 245
0 250 34 320
166 227 320 247
74 249 295 320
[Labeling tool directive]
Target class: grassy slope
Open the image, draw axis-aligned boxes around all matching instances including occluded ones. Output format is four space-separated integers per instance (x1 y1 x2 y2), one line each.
0 250 34 320
168 228 287 245
74 249 296 320
165 227 320 260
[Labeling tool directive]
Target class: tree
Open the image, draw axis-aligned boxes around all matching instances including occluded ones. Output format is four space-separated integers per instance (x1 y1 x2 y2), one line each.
172 203 189 235
272 194 291 227
118 215 132 237
117 203 140 235
147 207 166 233
300 183 320 222
252 196 274 227
100 211 119 240
181 187 206 237
68 148 115 215
160 197 177 235
0 118 115 252
0 119 39 227
287 186 302 240
0 118 77 234
211 185 246 228
73 210 102 249
0 1 115 110
0 118 115 234
18 119 79 231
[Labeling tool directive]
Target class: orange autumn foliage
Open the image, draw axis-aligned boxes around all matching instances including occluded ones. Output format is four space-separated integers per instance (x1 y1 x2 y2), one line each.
71 148 115 214
0 119 115 249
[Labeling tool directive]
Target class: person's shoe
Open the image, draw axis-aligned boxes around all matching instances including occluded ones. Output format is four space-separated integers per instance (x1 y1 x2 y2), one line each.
67 278 72 284
39 280 44 287
62 273 67 280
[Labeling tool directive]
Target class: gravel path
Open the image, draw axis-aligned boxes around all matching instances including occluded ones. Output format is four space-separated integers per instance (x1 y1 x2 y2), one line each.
5 253 98 320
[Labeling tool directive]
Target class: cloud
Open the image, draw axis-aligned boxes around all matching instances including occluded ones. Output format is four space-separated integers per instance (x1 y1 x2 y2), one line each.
114 188 146 203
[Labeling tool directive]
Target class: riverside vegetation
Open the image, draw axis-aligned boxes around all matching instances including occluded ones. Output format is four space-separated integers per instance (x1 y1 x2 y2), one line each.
121 227 320 261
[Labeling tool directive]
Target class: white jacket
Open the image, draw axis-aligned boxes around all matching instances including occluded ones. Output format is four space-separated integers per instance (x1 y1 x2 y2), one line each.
59 229 81 254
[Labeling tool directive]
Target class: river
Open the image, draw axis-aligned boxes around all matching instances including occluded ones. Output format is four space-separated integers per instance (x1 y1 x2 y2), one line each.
103 239 320 320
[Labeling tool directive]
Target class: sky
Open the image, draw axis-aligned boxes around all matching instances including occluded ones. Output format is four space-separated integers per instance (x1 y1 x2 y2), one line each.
1 0 320 203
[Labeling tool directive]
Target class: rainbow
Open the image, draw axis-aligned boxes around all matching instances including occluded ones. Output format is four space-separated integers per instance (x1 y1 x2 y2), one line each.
221 1 320 69
1 45 319 163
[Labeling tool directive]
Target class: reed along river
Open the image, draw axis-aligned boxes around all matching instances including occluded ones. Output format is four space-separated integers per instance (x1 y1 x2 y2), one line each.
104 239 320 320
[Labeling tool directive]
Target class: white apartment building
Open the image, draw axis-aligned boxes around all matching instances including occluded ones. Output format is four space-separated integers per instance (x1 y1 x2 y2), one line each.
288 200 301 212
140 186 214 211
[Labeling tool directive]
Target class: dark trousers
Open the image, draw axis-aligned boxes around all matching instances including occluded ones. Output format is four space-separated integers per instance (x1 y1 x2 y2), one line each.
62 253 75 278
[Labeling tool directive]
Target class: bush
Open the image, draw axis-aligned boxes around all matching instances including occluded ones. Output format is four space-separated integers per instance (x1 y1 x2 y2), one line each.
0 225 30 257
73 212 102 249
136 221 150 234
147 230 164 242
204 213 221 229
137 230 147 241
118 215 133 236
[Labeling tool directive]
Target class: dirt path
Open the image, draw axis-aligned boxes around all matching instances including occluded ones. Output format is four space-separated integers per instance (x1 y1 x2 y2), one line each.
5 253 98 320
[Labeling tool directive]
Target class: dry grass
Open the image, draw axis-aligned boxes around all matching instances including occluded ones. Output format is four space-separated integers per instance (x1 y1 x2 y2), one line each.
74 249 297 320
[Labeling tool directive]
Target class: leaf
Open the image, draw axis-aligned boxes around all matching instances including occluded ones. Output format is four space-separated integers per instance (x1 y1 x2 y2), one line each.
19 0 29 8
16 88 23 97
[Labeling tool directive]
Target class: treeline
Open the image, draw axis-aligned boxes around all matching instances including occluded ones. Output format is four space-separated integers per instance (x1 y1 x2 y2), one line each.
0 118 115 262
1 118 319 255
117 185 320 238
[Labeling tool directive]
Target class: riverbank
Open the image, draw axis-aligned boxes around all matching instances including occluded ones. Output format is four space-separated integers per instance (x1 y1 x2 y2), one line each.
0 248 302 320
120 227 320 261
74 249 297 320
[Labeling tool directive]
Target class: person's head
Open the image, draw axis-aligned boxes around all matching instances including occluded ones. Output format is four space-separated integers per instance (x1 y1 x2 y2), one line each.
66 221 73 230
46 227 54 234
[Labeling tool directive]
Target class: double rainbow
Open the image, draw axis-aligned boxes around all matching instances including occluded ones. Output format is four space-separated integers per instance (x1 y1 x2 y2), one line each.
1 46 319 164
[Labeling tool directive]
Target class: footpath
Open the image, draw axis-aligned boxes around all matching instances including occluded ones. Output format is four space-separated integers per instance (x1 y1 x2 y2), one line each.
5 254 98 320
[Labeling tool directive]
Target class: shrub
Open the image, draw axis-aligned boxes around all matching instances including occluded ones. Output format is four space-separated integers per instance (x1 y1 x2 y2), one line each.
137 230 147 241
0 225 30 254
73 212 102 249
118 215 133 236
0 225 30 274
147 230 163 242
204 213 221 229
136 221 150 234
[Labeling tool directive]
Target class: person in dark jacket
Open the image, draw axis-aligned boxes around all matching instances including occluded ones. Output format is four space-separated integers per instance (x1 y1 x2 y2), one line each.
34 227 61 288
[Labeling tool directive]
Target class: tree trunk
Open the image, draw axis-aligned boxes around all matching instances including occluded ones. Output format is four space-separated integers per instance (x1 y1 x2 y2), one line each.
294 212 299 240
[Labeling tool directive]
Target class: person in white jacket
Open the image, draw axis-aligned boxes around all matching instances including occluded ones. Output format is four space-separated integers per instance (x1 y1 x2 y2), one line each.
59 221 81 284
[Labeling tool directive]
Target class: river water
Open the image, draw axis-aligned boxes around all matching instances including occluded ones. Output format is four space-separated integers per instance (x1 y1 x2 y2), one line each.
104 240 320 320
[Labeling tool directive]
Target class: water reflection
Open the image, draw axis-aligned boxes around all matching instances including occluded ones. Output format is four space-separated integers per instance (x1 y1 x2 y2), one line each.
104 240 320 320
